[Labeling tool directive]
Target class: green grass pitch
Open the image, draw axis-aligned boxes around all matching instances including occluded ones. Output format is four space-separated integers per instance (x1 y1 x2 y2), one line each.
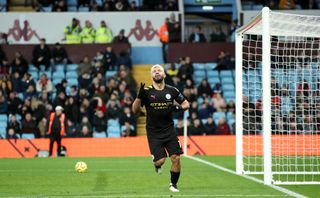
0 156 319 197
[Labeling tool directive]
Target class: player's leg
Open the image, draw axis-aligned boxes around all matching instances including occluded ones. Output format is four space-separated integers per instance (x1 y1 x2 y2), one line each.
49 136 55 156
148 138 167 175
56 136 62 156
165 136 183 192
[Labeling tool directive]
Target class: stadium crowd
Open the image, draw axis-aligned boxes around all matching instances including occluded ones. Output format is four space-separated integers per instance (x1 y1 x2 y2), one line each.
0 39 235 139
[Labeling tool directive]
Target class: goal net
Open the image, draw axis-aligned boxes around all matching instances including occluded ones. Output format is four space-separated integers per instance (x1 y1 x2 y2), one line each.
236 7 320 185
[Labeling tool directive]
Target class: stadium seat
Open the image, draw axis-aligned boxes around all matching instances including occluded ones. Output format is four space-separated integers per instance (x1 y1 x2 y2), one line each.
52 71 65 79
252 4 263 10
174 63 181 69
95 0 103 6
21 133 35 139
205 63 218 70
29 64 38 72
108 126 121 138
207 70 219 78
42 6 52 12
66 64 78 71
52 78 63 86
193 63 205 71
16 114 22 121
213 112 226 120
222 84 234 91
194 76 204 85
225 98 234 104
39 65 46 72
93 131 107 138
41 71 52 79
208 77 220 85
66 71 78 78
107 119 120 128
173 119 178 127
0 114 7 122
67 0 77 6
220 70 233 78
224 91 235 100
201 119 208 124
0 0 6 6
221 77 233 84
55 64 65 72
281 97 292 115
194 70 206 78
68 6 77 11
78 6 89 12
106 71 117 79
228 118 235 128
67 78 78 86
226 112 235 120
0 130 6 138
30 71 39 80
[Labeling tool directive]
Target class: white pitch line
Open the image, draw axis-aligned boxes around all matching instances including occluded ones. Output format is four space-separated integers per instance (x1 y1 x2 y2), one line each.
6 195 289 198
185 156 307 198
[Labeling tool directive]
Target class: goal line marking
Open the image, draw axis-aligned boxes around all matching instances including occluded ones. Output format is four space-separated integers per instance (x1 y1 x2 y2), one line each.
185 156 307 198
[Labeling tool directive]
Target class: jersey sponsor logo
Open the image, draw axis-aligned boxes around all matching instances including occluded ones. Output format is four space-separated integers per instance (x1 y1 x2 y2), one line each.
165 94 171 100
150 102 173 109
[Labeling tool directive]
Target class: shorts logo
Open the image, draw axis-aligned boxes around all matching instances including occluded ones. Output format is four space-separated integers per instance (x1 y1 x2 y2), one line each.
165 94 171 100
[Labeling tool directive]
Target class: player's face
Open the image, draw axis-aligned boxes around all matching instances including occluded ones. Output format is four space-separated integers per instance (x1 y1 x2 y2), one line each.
151 67 165 83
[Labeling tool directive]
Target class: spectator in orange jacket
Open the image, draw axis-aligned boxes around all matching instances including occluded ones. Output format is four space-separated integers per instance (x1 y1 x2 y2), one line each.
159 17 169 63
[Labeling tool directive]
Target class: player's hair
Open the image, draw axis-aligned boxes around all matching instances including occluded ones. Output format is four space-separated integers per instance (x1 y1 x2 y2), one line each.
150 64 164 74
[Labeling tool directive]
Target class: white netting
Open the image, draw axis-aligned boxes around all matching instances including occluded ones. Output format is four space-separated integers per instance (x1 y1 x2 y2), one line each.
239 9 320 184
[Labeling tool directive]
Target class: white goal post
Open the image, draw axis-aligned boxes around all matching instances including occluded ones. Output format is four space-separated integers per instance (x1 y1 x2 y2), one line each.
236 7 320 185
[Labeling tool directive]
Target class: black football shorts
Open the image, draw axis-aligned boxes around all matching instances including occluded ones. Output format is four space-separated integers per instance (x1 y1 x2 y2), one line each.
147 131 183 162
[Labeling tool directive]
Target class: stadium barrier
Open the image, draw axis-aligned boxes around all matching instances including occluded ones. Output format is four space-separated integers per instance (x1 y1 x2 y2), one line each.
0 136 236 158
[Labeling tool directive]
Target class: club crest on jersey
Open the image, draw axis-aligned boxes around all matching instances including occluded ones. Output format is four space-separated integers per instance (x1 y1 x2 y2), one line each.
165 94 171 100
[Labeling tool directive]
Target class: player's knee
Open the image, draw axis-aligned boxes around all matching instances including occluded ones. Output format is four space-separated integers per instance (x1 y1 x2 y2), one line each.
155 157 166 166
171 154 180 165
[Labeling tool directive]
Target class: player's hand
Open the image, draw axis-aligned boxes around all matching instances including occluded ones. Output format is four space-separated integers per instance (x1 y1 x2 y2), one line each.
137 83 145 99
171 105 184 112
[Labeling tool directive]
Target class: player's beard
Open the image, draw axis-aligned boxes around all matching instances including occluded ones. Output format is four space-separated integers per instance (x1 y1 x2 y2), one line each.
153 76 164 83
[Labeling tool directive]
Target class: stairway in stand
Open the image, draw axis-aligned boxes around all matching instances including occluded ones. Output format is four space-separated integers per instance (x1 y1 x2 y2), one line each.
132 64 154 136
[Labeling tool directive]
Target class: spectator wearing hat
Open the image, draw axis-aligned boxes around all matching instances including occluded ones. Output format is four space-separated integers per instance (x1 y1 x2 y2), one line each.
47 105 67 157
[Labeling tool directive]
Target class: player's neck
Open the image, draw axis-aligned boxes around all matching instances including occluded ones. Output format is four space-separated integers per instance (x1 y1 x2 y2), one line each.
153 81 165 90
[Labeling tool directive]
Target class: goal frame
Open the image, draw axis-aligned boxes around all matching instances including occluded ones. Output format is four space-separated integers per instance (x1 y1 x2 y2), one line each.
235 7 320 185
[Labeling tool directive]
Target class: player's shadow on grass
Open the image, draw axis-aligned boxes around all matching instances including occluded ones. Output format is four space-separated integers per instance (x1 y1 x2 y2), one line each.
93 172 108 192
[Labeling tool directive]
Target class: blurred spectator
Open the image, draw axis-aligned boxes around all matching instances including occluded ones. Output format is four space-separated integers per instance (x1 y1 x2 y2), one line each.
188 26 206 43
119 67 137 91
64 97 79 123
204 117 216 135
210 26 226 42
113 29 129 44
0 90 8 113
77 116 92 134
51 42 68 67
168 13 181 43
121 121 136 137
95 20 113 43
188 118 205 135
297 79 310 97
11 72 23 93
21 113 38 137
53 91 66 108
52 0 67 11
120 106 135 126
159 18 169 63
21 99 32 118
0 75 12 96
167 0 178 11
64 18 81 44
104 46 117 70
6 128 19 139
7 92 22 115
114 0 128 11
279 0 296 9
22 73 36 93
128 1 138 11
66 119 77 137
35 0 52 11
77 56 92 76
36 73 53 93
79 125 92 137
23 85 37 101
212 83 222 96
78 73 92 89
183 79 197 102
7 114 21 135
197 79 212 98
37 117 47 138
178 57 194 82
32 38 51 70
107 99 120 119
229 20 238 42
198 102 214 120
77 0 90 9
11 52 29 77
216 117 230 135
55 79 68 95
92 61 106 77
215 51 233 70
300 0 318 9
166 63 178 79
189 101 199 117
118 51 132 70
101 0 113 11
0 45 8 68
92 110 107 136
226 100 235 114
214 93 226 112
80 20 95 44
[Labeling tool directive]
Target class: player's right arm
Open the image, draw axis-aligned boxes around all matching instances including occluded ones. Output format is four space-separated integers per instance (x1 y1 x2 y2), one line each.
132 83 145 114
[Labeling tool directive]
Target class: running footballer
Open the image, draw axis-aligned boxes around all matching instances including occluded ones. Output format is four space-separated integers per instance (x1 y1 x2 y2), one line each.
132 64 190 192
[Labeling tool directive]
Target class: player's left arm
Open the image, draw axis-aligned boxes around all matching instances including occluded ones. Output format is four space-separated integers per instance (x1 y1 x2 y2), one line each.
173 87 190 111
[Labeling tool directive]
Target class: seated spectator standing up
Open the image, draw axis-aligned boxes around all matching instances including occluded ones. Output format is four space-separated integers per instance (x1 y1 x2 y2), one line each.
188 118 205 136
64 18 81 44
189 26 206 43
95 20 113 43
178 57 194 82
121 121 136 137
32 38 51 70
80 20 95 44
51 42 68 68
104 46 117 71
6 128 19 139
7 114 21 135
168 13 181 43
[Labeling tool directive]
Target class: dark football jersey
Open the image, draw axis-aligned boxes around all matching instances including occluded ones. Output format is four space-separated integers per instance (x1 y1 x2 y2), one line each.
141 84 186 138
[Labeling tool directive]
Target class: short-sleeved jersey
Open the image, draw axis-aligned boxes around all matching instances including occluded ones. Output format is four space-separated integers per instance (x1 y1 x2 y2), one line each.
141 84 186 138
